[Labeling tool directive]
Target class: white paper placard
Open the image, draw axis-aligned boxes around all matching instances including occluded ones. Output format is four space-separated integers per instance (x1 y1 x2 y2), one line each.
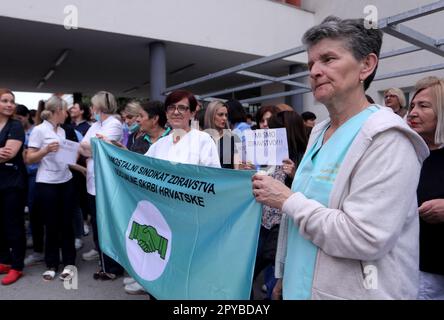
243 128 289 166
54 139 80 165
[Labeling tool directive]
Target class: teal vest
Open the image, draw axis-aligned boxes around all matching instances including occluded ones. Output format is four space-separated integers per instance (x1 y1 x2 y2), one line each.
283 106 379 299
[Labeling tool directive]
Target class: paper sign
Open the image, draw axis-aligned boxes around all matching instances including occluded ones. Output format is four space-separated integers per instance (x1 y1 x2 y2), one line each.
55 139 80 165
243 128 289 166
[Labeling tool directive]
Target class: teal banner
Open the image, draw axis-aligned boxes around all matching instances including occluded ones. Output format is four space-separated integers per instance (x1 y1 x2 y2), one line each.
92 139 261 299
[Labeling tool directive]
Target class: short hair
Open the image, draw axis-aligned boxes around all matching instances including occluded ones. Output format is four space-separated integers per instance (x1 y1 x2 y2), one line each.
301 111 316 121
256 105 279 125
40 96 67 121
302 16 383 91
91 91 117 114
140 100 167 128
225 99 247 125
204 100 228 130
15 104 30 117
384 88 406 109
124 100 142 117
164 90 197 113
74 102 91 121
411 76 444 145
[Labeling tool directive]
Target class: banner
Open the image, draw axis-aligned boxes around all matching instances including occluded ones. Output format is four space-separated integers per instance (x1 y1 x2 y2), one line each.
92 139 261 299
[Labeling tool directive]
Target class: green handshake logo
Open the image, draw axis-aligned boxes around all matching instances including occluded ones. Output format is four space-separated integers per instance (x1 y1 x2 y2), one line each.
129 221 168 260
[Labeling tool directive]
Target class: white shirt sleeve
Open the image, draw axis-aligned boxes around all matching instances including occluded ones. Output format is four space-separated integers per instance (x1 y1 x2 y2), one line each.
28 126 43 149
99 120 122 142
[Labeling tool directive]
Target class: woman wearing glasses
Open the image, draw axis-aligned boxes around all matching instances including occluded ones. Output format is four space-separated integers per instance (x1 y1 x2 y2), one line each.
384 88 407 118
79 91 124 279
146 90 220 168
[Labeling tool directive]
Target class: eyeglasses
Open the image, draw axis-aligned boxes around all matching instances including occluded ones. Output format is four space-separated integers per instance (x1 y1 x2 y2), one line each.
384 94 397 100
166 104 190 114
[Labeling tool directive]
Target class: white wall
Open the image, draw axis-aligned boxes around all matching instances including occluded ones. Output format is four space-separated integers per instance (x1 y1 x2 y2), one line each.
1 0 314 60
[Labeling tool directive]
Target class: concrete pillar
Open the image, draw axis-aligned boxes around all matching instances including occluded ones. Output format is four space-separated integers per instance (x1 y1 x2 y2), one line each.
285 64 305 114
149 42 166 102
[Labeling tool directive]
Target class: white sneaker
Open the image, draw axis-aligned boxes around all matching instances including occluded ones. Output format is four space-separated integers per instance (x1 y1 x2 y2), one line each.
82 249 99 261
75 238 83 250
24 252 44 266
124 282 146 295
123 277 136 285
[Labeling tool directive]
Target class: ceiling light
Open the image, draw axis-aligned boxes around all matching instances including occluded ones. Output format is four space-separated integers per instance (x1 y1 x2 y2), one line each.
55 49 70 67
43 69 55 81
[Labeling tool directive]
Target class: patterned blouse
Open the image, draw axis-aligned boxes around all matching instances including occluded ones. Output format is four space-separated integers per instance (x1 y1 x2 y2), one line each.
261 165 287 229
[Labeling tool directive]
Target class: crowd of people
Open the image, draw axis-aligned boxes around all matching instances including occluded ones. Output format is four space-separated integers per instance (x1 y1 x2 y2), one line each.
1 15 444 300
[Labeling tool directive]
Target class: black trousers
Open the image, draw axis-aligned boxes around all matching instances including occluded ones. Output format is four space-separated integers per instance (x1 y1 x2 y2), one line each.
253 225 280 280
0 187 26 271
37 180 76 269
73 170 89 221
88 194 123 275
30 193 44 253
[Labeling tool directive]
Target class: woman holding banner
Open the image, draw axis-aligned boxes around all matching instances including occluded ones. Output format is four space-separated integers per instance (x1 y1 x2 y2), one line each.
252 16 429 299
79 91 124 280
146 90 220 168
26 96 76 281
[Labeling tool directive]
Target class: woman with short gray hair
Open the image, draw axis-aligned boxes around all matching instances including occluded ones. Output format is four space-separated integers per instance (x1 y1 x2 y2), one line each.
252 16 429 300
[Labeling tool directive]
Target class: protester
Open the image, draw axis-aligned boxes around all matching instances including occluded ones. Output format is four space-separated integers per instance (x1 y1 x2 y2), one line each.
122 100 170 295
146 90 220 168
122 101 142 149
79 91 124 279
26 96 76 281
252 110 307 299
69 102 91 136
256 105 279 130
14 105 40 248
204 100 239 169
407 76 444 299
252 16 429 299
0 89 27 285
134 101 170 152
226 99 251 134
16 105 45 266
301 111 316 137
384 87 407 118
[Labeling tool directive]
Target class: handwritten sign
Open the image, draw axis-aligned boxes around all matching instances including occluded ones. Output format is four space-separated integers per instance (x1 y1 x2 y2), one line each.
243 128 288 166
55 139 80 165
